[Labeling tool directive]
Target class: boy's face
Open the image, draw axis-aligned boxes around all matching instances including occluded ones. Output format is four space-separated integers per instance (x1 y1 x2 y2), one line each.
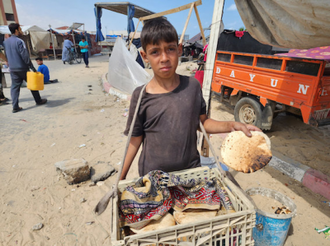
36 60 42 66
141 41 182 80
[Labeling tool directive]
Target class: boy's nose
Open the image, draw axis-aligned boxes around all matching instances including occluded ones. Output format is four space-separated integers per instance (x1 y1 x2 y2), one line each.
160 51 169 62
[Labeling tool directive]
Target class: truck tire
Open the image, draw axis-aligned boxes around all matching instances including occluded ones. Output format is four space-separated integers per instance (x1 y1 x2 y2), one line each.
234 97 263 128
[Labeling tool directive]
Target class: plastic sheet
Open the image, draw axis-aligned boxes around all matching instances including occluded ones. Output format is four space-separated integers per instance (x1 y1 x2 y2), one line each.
108 38 151 94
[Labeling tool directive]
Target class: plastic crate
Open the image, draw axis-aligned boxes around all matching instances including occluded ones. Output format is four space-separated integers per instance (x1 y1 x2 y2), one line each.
110 167 256 246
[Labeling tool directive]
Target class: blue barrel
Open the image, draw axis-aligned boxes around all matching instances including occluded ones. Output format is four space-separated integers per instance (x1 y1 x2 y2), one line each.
246 187 296 246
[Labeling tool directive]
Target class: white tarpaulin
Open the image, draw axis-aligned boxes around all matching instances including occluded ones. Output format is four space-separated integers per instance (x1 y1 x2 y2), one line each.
108 38 151 94
235 0 330 49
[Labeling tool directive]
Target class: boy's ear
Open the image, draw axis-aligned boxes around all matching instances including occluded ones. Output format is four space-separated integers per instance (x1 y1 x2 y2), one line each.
140 50 149 63
178 43 183 55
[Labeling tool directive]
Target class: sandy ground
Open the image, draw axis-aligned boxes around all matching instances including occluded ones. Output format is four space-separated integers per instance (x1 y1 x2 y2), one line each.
0 56 329 245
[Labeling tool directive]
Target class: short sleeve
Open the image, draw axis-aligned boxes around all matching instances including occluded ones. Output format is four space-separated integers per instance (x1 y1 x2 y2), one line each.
124 86 144 137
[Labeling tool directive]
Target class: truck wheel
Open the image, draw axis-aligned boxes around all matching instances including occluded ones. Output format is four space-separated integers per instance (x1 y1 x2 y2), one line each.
234 97 263 128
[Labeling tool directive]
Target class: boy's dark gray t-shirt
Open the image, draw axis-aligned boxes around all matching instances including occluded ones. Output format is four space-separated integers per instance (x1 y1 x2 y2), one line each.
124 75 206 176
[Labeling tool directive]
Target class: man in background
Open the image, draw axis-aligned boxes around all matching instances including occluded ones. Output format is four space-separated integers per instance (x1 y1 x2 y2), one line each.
3 23 47 113
0 47 9 105
62 36 73 64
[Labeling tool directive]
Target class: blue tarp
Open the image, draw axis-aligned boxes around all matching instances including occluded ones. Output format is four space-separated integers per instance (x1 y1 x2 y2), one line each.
95 7 105 42
127 5 135 36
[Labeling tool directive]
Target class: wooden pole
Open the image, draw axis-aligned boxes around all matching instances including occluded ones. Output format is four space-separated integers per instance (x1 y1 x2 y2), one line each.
128 18 140 49
194 5 206 46
200 0 225 157
140 0 202 21
179 3 195 44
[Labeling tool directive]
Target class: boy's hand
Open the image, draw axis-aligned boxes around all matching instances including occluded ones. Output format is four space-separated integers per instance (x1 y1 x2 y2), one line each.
230 122 261 137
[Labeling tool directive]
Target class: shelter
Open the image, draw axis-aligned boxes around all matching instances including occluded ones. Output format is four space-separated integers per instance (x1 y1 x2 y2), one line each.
0 25 50 56
47 27 101 58
94 2 156 42
234 0 330 49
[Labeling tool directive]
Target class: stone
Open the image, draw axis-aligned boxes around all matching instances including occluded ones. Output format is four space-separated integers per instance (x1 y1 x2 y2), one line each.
55 159 90 185
90 162 116 183
32 223 43 231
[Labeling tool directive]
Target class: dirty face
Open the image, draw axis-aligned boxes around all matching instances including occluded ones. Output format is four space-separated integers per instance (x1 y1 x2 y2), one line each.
141 40 182 80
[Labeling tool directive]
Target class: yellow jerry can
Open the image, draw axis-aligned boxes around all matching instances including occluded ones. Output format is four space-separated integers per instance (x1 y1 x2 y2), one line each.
27 71 44 91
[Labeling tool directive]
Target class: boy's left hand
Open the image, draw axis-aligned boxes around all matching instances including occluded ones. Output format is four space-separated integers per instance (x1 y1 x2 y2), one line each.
230 122 261 137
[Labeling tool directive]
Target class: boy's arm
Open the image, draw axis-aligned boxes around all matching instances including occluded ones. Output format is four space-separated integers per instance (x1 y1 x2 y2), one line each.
120 135 143 180
200 114 261 137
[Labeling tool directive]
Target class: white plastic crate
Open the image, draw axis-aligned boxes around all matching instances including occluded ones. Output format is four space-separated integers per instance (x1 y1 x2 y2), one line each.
110 167 256 246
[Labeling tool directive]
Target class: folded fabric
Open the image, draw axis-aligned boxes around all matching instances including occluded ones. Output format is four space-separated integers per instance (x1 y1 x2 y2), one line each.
119 169 234 229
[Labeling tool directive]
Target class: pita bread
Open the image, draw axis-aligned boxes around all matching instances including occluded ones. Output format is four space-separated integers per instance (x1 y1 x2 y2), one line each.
221 131 272 173
130 212 176 234
173 209 217 225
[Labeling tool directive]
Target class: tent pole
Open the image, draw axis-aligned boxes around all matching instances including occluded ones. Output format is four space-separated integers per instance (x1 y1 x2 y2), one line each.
128 19 140 49
51 33 56 60
200 0 225 157
179 3 195 44
194 4 206 46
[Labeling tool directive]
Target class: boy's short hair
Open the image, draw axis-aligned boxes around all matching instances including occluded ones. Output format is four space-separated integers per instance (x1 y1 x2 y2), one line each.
8 23 20 34
35 57 43 61
141 17 178 51
81 36 85 40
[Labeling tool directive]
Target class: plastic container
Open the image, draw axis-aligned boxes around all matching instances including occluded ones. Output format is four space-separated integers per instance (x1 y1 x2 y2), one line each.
27 71 44 90
246 187 296 246
110 167 256 246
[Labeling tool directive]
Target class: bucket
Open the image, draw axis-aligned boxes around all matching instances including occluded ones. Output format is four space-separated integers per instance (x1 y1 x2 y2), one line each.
246 187 296 246
27 71 44 91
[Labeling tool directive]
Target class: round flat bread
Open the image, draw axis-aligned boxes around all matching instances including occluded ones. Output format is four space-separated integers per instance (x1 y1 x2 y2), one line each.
173 209 217 225
221 131 272 173
130 213 176 234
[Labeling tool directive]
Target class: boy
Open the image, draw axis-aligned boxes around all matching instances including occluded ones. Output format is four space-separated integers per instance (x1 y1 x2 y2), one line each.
35 57 57 84
35 57 50 84
79 36 89 68
120 18 260 180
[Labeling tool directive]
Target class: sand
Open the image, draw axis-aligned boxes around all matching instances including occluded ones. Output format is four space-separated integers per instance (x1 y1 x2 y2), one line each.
0 55 329 245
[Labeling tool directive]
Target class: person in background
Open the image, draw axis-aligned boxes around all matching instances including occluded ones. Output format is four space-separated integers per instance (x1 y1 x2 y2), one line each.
35 57 58 84
0 47 9 105
79 36 89 68
62 36 73 64
4 23 47 113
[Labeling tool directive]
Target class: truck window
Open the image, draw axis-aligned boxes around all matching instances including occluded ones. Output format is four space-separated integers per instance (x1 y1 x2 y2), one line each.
256 57 282 70
233 55 253 66
217 53 231 62
285 60 320 76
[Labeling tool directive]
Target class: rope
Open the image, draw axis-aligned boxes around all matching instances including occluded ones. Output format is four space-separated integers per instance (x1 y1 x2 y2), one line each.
94 83 148 215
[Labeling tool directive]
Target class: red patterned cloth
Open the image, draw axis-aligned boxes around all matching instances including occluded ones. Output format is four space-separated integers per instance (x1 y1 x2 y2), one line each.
278 46 330 62
119 169 233 229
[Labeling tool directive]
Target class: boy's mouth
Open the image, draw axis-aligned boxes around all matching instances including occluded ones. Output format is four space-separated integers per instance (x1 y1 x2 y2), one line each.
160 66 171 71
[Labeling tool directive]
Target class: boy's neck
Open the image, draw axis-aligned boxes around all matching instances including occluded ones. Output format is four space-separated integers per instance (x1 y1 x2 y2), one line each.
147 73 180 94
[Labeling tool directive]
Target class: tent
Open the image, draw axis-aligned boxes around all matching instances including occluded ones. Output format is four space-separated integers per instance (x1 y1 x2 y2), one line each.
0 25 51 55
234 0 330 49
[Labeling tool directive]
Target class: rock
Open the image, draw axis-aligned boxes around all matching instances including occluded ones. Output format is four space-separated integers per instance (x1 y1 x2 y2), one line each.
55 159 90 185
32 223 43 231
90 162 116 183
80 198 86 203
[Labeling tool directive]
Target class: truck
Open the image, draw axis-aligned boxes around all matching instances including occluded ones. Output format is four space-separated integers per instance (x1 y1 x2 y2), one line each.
211 51 330 130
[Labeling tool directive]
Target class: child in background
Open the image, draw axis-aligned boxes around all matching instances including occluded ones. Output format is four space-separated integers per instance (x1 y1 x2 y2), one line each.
120 18 261 180
35 57 57 84
79 36 89 68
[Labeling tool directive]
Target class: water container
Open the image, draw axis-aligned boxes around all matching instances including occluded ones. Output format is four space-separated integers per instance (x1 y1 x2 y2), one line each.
246 187 296 246
27 71 44 90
